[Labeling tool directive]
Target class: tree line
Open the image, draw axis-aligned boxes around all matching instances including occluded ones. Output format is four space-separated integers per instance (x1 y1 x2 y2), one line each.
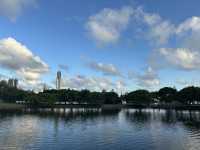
1 80 200 106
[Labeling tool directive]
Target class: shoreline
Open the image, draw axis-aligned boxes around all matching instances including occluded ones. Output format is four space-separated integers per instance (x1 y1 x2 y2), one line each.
2 103 200 111
0 102 25 112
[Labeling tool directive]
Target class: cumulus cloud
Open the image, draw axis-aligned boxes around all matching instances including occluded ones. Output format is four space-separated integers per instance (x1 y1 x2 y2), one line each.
86 5 200 48
175 16 200 52
150 47 200 71
147 15 200 71
86 60 122 77
148 15 200 51
86 6 176 46
0 37 49 86
158 48 200 70
129 67 160 88
86 6 133 45
176 16 200 34
62 75 126 93
135 8 175 45
0 0 37 21
148 21 175 45
115 80 127 93
176 79 191 86
176 78 200 88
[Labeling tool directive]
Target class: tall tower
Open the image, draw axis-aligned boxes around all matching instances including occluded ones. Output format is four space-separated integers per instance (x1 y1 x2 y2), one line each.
43 83 47 92
8 78 18 89
56 71 61 90
8 79 13 87
14 79 18 89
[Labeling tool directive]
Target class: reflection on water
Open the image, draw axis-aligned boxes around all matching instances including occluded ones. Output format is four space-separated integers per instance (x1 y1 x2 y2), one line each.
0 109 200 150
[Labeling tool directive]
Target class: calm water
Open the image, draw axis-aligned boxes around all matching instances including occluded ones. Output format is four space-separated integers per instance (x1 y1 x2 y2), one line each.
0 109 200 150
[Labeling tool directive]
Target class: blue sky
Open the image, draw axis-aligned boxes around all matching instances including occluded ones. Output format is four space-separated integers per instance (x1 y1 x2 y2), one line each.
0 0 200 92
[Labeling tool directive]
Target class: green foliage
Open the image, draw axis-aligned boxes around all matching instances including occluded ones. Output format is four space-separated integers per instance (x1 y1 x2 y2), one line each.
124 90 151 105
0 80 27 103
178 86 200 104
42 89 121 104
24 93 40 106
103 92 121 104
158 87 177 103
2 78 200 106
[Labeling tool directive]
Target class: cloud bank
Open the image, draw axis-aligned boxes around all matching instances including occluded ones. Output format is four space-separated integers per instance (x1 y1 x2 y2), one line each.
86 6 133 45
0 37 49 86
62 75 126 93
86 60 122 77
129 67 160 89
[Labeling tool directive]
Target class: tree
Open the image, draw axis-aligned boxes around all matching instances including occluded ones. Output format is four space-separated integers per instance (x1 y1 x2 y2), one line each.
178 86 200 104
79 89 90 104
125 90 151 105
158 87 177 103
103 91 121 104
150 91 159 103
89 92 104 104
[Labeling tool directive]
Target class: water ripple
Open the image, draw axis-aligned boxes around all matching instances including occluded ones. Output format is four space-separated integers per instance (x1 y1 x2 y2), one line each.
0 109 200 150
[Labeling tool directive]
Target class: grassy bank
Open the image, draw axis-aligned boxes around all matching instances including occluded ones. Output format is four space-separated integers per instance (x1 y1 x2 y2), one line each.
1 102 200 112
0 102 25 111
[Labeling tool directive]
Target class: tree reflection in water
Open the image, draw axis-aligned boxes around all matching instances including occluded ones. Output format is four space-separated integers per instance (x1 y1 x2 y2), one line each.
123 109 200 130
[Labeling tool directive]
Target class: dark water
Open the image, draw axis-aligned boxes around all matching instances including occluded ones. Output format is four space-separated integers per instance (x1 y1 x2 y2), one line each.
0 109 200 150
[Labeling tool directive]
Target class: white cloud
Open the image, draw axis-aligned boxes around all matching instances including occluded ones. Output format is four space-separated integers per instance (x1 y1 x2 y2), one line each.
0 0 37 21
158 48 200 70
176 79 190 86
115 80 127 94
142 13 161 26
148 21 175 45
176 16 200 34
136 8 175 45
129 67 160 88
146 15 200 72
62 75 126 93
176 78 200 88
0 37 49 86
86 6 200 48
86 6 133 45
63 75 113 91
86 6 176 45
175 16 200 52
87 61 122 77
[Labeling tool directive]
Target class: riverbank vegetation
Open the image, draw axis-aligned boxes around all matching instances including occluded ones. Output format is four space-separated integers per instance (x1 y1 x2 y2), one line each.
0 102 24 111
1 80 200 107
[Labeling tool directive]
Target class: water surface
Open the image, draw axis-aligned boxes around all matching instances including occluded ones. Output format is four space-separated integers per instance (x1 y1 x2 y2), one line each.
0 109 200 150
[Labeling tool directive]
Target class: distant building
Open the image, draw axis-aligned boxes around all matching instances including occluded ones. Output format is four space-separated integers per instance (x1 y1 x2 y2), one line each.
8 78 18 88
43 83 48 91
8 79 13 87
14 79 18 88
56 71 61 90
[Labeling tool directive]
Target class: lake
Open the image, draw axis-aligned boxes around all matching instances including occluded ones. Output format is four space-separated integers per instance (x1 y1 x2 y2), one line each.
0 108 200 150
